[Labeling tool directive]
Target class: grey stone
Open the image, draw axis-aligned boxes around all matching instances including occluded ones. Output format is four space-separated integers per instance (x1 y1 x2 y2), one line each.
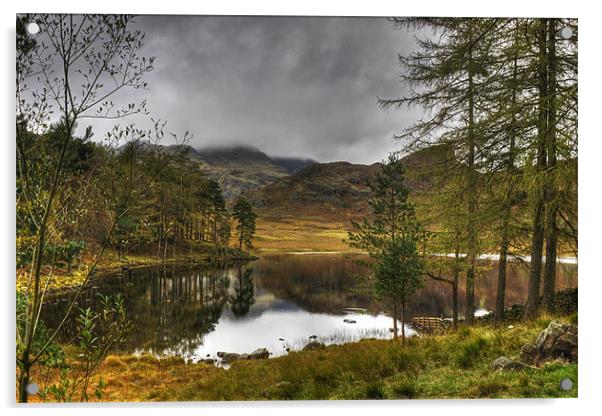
249 348 270 360
491 356 527 371
217 352 241 364
520 343 539 365
521 320 578 365
535 320 578 362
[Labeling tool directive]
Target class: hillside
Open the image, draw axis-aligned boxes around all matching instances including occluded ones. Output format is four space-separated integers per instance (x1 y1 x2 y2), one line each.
246 145 451 220
243 145 451 251
246 161 380 221
270 156 316 174
160 144 317 200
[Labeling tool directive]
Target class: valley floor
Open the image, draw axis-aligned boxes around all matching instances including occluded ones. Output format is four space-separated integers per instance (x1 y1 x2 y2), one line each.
254 216 354 252
31 314 577 402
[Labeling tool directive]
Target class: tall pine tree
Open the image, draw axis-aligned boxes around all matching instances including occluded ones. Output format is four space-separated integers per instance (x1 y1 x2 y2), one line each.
348 153 426 343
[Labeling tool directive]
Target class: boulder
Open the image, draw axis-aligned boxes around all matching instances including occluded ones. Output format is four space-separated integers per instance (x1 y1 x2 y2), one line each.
217 352 241 364
520 320 578 365
491 356 527 371
302 341 326 351
520 343 539 365
249 348 270 360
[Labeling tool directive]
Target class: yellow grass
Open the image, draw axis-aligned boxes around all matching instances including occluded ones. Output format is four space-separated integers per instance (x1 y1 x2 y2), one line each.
27 315 578 402
254 216 353 252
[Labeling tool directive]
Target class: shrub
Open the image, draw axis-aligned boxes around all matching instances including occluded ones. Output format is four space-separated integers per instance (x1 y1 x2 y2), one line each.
388 377 419 399
554 288 578 315
365 381 385 399
386 344 423 375
457 326 471 339
455 336 487 369
470 376 508 398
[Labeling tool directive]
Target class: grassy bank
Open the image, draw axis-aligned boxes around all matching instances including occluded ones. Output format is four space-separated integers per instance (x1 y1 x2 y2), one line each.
16 243 257 293
33 314 577 402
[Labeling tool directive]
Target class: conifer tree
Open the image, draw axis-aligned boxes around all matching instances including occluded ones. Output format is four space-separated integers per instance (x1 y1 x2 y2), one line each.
232 197 257 251
348 153 426 343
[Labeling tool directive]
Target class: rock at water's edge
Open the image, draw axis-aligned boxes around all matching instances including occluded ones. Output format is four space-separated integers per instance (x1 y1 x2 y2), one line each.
217 352 241 364
249 348 270 360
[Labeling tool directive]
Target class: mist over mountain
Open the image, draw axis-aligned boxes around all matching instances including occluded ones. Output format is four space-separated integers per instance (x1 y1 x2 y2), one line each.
119 141 447 207
196 145 275 165
270 156 316 174
147 143 317 200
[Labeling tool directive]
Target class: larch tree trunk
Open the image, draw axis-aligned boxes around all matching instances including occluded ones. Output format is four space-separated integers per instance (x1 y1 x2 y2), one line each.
543 18 558 313
401 301 406 347
495 233 509 323
526 19 549 319
452 247 460 329
495 21 520 323
392 302 399 340
465 20 477 324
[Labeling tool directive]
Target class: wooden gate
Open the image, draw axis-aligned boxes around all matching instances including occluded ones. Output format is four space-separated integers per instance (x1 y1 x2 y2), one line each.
411 316 447 334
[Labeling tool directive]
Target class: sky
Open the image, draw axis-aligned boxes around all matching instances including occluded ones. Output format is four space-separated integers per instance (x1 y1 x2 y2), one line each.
86 16 422 164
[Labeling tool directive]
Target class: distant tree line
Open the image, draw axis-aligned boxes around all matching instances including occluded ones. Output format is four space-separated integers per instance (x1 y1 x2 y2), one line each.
17 126 257 265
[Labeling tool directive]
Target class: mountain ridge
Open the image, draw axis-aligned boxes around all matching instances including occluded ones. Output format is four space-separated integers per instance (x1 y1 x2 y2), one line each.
243 145 451 222
122 142 317 200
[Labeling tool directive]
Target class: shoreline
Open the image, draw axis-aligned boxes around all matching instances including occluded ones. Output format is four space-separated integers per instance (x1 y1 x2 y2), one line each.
29 313 578 402
257 249 578 265
17 249 258 295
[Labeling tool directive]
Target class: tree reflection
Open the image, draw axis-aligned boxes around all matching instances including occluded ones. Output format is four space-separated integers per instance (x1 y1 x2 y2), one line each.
42 255 577 359
229 266 255 317
43 264 232 357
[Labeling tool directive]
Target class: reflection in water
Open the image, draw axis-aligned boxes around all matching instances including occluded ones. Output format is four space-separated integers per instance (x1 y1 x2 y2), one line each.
42 253 577 362
229 267 255 318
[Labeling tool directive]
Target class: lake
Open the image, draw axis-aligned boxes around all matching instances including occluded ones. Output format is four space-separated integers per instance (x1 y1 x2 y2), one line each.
42 252 577 363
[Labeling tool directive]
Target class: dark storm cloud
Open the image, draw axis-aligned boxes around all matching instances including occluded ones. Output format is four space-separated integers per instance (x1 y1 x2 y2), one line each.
92 15 421 164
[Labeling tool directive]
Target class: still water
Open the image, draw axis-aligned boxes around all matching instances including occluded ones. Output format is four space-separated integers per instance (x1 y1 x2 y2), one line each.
43 253 577 362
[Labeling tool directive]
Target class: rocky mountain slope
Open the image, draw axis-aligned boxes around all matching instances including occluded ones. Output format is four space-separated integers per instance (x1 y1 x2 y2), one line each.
244 145 452 222
245 161 380 221
165 144 316 200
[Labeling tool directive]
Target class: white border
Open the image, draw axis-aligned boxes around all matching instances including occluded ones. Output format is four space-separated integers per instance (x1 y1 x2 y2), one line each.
2 1 600 415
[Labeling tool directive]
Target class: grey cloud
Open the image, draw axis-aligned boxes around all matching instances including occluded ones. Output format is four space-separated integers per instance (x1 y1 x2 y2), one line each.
86 15 421 164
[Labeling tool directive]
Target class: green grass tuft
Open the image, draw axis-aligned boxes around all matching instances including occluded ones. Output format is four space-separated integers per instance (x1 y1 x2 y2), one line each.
455 336 487 369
